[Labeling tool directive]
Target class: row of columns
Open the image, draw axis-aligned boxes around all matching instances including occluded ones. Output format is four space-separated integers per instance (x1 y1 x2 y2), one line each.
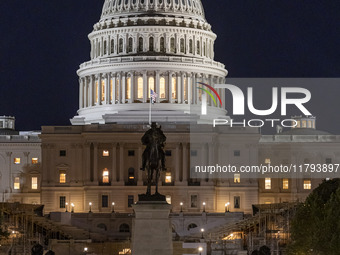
79 72 225 109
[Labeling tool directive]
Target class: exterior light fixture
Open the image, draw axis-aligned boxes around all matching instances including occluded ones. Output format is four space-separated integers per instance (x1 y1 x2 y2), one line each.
225 202 230 212
111 202 115 213
201 228 205 239
180 202 183 212
89 202 92 213
71 203 75 213
65 202 68 212
202 202 206 212
198 247 203 255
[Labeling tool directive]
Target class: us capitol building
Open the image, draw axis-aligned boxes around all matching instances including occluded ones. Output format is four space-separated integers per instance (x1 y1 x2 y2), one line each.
1 0 339 254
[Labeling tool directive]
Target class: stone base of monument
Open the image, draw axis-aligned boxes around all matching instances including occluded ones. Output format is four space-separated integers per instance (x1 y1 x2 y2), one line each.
131 201 173 255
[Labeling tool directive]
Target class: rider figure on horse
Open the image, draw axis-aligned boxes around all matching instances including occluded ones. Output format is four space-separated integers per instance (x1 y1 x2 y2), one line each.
141 122 166 172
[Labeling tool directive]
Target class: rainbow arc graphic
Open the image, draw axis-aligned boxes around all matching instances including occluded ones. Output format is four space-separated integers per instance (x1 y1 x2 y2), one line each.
197 82 223 107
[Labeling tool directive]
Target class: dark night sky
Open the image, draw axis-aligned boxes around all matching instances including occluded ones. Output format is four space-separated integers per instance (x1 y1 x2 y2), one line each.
0 0 339 132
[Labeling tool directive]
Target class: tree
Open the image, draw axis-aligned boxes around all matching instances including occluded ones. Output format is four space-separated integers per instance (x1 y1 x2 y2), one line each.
288 179 340 255
0 214 9 240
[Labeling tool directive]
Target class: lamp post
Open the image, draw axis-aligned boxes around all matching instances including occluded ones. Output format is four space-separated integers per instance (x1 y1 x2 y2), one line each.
202 202 206 212
201 228 204 239
111 202 115 213
180 202 183 212
83 247 88 254
89 202 92 213
198 247 203 255
65 202 68 212
71 203 74 213
225 202 230 212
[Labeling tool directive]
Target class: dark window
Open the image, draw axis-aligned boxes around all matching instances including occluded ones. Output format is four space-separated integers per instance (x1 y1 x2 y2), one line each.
138 37 143 52
160 37 165 53
128 195 134 207
326 158 332 164
187 223 198 230
234 150 240 157
190 150 197 157
59 196 66 209
119 224 130 233
128 168 135 180
60 150 66 157
190 195 198 208
128 38 133 53
165 150 172 156
102 195 109 208
149 37 154 51
128 150 135 156
234 196 240 209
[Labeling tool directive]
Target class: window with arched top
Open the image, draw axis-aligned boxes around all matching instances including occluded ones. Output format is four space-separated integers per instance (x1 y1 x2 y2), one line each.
189 39 193 54
111 39 115 54
160 37 165 53
149 37 154 51
137 77 143 99
197 41 200 55
180 38 185 53
119 224 130 233
160 77 166 99
95 81 99 103
187 223 198 230
203 42 206 56
138 37 144 52
119 38 124 53
126 78 131 99
97 223 107 231
170 38 176 53
110 79 113 101
103 41 107 55
183 77 188 101
148 77 155 98
101 80 105 102
172 77 177 99
128 38 133 53
115 78 120 101
102 169 109 183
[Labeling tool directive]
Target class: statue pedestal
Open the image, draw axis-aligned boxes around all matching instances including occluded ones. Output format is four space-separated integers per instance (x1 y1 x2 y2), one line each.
131 201 173 255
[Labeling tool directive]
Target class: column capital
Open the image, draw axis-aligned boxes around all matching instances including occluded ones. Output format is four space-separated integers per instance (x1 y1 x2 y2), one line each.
6 152 12 157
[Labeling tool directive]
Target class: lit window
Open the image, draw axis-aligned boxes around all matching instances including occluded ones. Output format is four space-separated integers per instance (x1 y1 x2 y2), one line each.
304 180 311 190
234 174 240 183
32 158 38 164
115 79 120 101
14 177 20 190
183 77 188 101
302 120 307 128
101 80 105 102
172 77 177 99
265 158 271 164
160 77 166 99
296 120 301 128
14 158 21 165
103 169 109 183
110 79 113 101
126 78 131 99
31 177 38 190
148 77 155 98
283 179 289 190
166 195 171 204
265 201 271 204
59 171 66 184
95 82 99 103
165 172 172 183
265 178 271 190
128 168 135 180
137 77 143 99
103 150 109 157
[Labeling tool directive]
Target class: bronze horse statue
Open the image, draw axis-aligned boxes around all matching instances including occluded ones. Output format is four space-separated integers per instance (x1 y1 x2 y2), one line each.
140 122 166 198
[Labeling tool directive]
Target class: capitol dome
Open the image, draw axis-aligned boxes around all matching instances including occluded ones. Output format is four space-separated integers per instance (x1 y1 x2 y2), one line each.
71 0 228 125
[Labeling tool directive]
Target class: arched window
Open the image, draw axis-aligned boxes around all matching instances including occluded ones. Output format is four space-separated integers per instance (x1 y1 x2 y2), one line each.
180 38 185 53
183 77 188 101
119 224 130 233
59 170 66 184
137 77 143 99
119 38 124 53
115 78 120 101
97 223 107 231
103 41 107 55
189 39 193 54
110 39 115 54
160 37 165 53
97 41 100 57
126 77 131 99
203 42 206 56
172 77 177 99
101 80 105 102
102 168 109 183
148 77 155 98
95 81 99 103
160 77 166 99
127 38 133 53
110 79 113 101
170 38 176 53
138 37 144 52
149 37 154 51
197 41 200 55
187 223 198 230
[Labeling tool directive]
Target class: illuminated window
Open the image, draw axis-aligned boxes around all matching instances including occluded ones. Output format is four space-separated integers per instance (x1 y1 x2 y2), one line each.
165 172 172 183
265 158 271 164
31 177 38 190
101 80 105 102
160 77 166 99
304 180 311 190
148 77 155 98
234 174 240 183
110 79 113 101
14 158 21 164
14 177 20 190
137 77 143 99
166 195 171 204
59 171 66 184
32 158 38 164
283 179 289 190
103 169 109 183
172 77 177 99
95 82 99 103
265 178 271 190
115 78 120 101
183 77 188 101
126 78 131 99
265 201 271 205
103 150 109 157
302 120 307 128
296 120 301 128
128 168 135 180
